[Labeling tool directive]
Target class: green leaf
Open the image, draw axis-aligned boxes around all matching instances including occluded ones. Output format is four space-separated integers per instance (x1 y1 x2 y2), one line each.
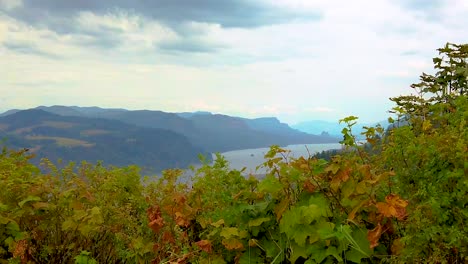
62 219 76 231
238 247 261 264
0 215 12 225
258 174 283 195
89 207 104 224
248 217 270 227
18 195 41 208
290 241 308 263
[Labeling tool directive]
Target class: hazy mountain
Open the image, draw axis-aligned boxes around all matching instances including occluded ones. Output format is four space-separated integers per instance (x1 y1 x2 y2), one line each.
0 109 206 173
0 109 21 117
182 113 339 152
176 111 212 118
242 117 299 135
1 106 340 153
293 119 390 138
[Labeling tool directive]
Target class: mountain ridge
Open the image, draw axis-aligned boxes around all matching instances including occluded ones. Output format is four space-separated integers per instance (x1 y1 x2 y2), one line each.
0 109 206 173
0 106 340 152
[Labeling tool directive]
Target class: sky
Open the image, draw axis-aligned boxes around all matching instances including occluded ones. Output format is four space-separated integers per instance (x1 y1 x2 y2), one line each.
0 0 467 124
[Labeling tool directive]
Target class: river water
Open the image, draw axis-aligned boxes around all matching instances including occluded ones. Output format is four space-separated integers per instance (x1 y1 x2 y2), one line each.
212 143 343 175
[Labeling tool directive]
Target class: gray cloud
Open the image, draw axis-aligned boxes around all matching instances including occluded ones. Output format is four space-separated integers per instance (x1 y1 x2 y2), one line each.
2 1 322 54
6 0 322 31
3 41 62 59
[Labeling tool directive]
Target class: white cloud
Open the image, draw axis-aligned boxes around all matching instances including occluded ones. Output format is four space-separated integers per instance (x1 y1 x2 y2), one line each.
1 0 467 123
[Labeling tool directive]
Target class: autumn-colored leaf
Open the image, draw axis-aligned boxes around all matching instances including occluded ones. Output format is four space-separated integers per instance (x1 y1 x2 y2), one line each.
376 202 397 218
367 223 383 249
330 167 351 191
147 206 165 233
249 239 258 247
222 238 244 250
376 194 408 220
13 239 28 262
173 194 186 205
303 179 316 193
175 211 190 228
162 231 175 244
274 198 289 221
195 240 212 253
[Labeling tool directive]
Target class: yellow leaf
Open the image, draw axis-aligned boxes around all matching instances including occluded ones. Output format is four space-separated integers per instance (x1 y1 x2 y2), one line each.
274 198 289 221
211 219 225 228
220 227 239 239
222 238 244 250
422 120 432 131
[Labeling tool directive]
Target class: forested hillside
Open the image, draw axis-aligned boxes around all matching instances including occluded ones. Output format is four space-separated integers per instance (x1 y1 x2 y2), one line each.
0 43 467 263
0 109 206 172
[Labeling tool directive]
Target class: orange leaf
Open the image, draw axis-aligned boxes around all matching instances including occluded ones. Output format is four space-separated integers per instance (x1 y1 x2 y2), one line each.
195 240 213 253
303 179 316 193
13 239 27 262
147 206 165 233
367 223 383 249
376 202 397 218
173 194 187 205
175 212 190 228
386 194 408 208
149 217 165 233
376 194 408 220
162 231 175 244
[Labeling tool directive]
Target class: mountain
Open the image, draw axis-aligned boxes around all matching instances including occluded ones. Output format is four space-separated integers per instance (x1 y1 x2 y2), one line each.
176 111 212 118
0 106 341 153
293 119 390 138
242 117 299 135
0 109 21 117
0 109 206 173
181 113 339 152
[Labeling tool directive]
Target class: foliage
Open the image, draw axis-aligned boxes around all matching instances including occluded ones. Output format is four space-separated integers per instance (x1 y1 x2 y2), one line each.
0 149 154 263
384 42 468 262
0 42 466 263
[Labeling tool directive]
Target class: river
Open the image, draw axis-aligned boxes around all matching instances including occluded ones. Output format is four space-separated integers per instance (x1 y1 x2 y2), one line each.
212 143 343 175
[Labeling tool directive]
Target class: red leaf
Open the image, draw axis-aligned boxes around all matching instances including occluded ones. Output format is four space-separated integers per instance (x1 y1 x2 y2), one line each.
367 223 383 249
195 240 213 253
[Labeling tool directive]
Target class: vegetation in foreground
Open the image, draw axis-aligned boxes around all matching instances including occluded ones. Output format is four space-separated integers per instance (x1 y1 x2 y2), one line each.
0 43 467 263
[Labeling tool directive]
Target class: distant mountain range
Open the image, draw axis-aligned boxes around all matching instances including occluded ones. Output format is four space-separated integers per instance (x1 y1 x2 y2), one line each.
0 106 340 171
292 119 390 138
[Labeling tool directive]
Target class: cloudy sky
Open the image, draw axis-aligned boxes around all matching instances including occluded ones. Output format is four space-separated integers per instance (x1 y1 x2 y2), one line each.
0 0 467 124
